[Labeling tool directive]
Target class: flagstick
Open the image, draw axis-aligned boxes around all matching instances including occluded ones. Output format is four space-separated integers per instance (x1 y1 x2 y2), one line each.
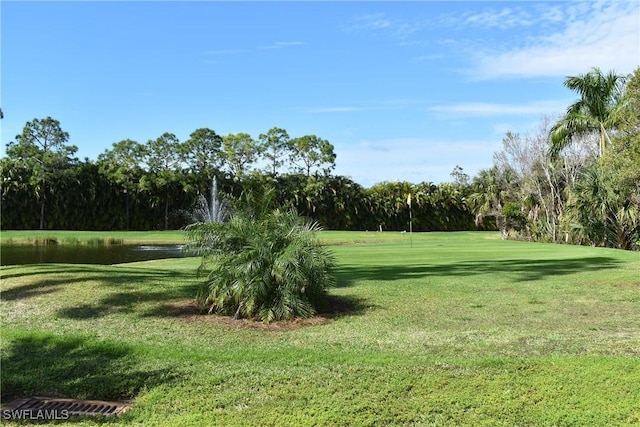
409 206 413 248
407 193 413 248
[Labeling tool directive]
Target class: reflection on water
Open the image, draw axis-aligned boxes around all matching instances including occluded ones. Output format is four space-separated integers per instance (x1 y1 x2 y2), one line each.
0 244 188 266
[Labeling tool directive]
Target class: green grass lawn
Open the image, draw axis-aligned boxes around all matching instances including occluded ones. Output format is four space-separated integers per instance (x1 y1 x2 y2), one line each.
1 231 639 425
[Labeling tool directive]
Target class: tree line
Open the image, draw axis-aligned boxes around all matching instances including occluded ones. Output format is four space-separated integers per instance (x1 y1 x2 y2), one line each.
1 122 477 232
2 66 638 250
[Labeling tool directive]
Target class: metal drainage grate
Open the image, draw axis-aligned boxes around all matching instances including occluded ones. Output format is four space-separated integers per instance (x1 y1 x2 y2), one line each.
2 396 131 419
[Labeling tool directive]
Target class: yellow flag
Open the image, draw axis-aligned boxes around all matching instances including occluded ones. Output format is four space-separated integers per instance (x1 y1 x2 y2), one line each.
407 193 411 207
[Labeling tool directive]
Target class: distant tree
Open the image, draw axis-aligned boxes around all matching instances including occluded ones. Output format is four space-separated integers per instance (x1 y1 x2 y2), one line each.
259 127 290 176
97 139 147 229
449 165 470 188
550 67 627 157
181 128 223 192
614 67 640 133
429 183 472 231
468 166 519 238
141 132 183 230
366 181 415 231
5 117 77 229
1 156 36 228
221 133 260 180
493 121 595 242
273 174 366 230
567 163 638 250
577 67 640 250
289 135 337 177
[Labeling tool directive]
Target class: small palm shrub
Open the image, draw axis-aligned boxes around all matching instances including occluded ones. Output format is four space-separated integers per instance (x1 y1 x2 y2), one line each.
186 208 336 322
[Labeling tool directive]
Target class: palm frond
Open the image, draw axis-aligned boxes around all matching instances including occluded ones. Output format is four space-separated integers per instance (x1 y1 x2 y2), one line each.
552 68 626 157
188 205 336 322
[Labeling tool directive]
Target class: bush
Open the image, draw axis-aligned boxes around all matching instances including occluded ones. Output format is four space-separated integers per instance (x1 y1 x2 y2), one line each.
186 208 336 322
502 202 527 232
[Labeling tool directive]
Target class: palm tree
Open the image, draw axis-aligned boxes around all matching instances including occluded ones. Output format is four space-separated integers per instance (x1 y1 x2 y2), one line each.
550 67 626 157
468 167 519 238
568 164 639 250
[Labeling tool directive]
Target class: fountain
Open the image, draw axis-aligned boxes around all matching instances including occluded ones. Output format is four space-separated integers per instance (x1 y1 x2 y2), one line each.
192 176 231 224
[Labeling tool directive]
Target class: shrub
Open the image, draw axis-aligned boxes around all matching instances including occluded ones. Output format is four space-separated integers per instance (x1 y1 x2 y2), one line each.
186 208 336 322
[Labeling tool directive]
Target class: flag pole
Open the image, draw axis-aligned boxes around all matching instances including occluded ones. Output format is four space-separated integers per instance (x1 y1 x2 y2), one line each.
407 193 413 248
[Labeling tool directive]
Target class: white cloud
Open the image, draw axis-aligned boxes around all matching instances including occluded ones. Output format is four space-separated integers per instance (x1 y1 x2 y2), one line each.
428 100 569 117
258 41 305 50
205 49 247 55
382 99 431 106
464 7 534 29
304 106 363 113
472 2 640 79
354 13 393 30
539 5 565 24
348 12 422 39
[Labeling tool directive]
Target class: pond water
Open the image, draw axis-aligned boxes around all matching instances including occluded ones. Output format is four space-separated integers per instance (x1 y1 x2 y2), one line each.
0 244 189 266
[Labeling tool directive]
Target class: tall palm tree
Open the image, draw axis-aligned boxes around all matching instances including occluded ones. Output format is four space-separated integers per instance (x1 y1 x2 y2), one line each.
550 67 626 157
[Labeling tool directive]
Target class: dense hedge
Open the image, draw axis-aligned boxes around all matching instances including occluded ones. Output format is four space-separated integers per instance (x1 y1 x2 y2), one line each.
1 159 477 231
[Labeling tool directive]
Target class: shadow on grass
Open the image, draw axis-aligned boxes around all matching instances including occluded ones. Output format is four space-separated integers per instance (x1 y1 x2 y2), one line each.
0 279 65 301
317 294 371 319
57 288 198 320
1 332 179 403
1 265 200 321
335 256 623 287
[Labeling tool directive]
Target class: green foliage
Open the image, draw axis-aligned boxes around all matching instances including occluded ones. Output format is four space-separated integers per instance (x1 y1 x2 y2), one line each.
97 139 147 229
221 132 260 179
289 135 337 177
181 128 223 177
364 180 474 232
561 67 640 250
550 67 627 157
568 157 639 250
614 67 640 132
187 208 336 322
2 119 478 233
258 127 290 176
141 133 185 230
502 202 526 227
5 117 78 229
468 166 520 235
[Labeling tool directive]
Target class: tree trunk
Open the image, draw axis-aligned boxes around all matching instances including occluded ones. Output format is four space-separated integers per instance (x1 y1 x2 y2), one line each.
164 199 169 230
39 177 46 230
125 192 130 230
233 302 243 320
39 199 45 230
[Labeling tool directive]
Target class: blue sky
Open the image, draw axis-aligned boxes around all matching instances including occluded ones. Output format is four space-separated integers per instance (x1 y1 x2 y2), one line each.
2 1 639 187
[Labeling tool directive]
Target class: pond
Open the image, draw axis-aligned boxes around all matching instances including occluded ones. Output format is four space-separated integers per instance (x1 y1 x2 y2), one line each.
0 244 189 266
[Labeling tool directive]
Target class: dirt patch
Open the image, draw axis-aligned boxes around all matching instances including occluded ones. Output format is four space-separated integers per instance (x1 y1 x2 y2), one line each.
612 281 640 289
154 295 366 331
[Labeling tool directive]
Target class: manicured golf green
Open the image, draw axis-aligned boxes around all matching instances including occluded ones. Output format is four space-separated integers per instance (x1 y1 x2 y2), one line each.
1 231 639 425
